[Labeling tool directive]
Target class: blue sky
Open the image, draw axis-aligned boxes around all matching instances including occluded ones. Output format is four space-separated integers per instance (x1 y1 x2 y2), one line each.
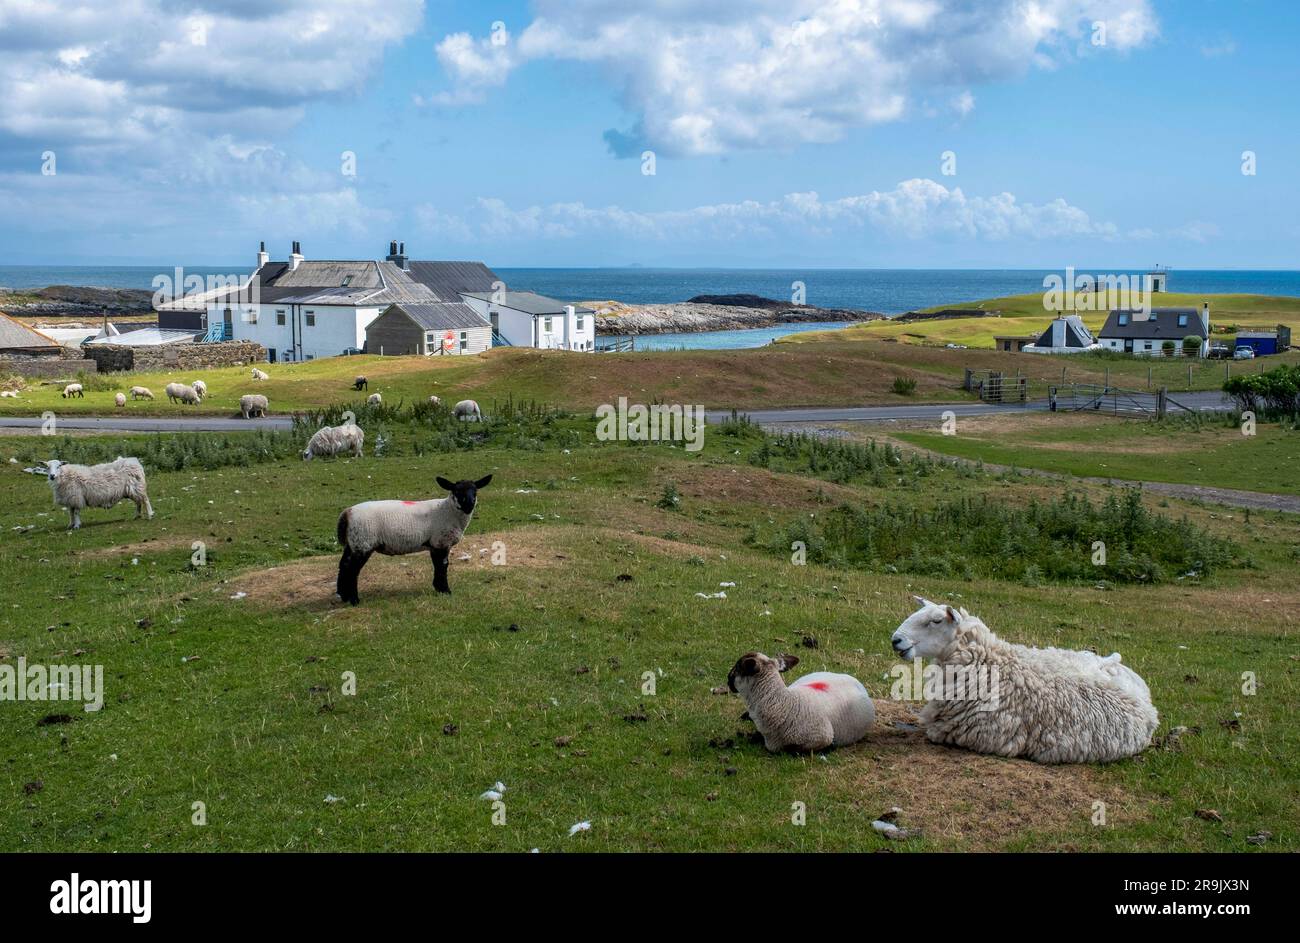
0 0 1296 269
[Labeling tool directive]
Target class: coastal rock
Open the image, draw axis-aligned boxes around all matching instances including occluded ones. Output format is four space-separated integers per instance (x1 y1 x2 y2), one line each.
591 295 883 335
0 285 155 318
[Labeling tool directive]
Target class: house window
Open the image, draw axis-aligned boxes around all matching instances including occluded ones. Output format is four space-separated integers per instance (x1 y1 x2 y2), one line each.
425 332 436 344
543 316 553 333
1118 313 1129 326
460 331 468 350
1178 314 1188 327
305 312 316 327
1144 342 1153 350
276 310 286 325
305 354 314 361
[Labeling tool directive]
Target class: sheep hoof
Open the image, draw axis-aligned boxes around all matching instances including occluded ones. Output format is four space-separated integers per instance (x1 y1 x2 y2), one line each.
435 587 451 595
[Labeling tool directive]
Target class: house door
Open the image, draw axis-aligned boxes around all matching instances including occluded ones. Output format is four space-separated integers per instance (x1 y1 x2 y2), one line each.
223 307 233 340
1124 339 1133 353
490 311 499 337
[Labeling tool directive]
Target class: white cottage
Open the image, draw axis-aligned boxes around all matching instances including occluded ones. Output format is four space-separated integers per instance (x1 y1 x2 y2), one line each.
459 291 597 351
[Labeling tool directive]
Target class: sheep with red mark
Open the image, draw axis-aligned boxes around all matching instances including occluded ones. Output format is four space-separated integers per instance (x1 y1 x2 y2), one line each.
727 652 875 753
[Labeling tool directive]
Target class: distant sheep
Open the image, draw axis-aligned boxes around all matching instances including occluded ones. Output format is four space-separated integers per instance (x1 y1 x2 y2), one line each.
61 383 84 399
114 393 126 408
251 367 269 381
367 392 382 406
1 391 19 398
165 382 202 405
129 386 154 400
335 474 492 604
891 598 1159 763
44 456 153 530
191 380 207 398
453 399 481 421
428 395 440 405
239 393 269 419
728 652 875 753
302 423 364 461
352 376 368 391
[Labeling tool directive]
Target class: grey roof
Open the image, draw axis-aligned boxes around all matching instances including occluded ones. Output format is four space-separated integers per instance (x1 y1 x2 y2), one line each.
86 328 201 347
460 290 595 316
273 261 382 289
0 312 59 349
381 302 490 332
1099 308 1206 340
407 261 499 301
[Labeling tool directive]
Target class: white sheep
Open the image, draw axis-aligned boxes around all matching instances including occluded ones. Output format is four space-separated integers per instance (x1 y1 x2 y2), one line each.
251 367 269 381
191 380 207 398
129 386 154 400
61 383 84 399
239 393 269 419
165 382 202 405
890 598 1159 764
44 457 153 530
302 423 365 461
728 652 875 752
365 392 383 406
114 393 126 407
428 395 440 405
335 474 492 604
453 399 481 421
0 391 17 398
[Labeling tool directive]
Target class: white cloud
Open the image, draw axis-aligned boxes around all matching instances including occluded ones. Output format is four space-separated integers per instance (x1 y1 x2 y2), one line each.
432 0 1159 156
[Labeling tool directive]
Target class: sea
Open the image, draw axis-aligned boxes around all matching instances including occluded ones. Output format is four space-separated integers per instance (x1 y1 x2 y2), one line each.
4 266 1297 351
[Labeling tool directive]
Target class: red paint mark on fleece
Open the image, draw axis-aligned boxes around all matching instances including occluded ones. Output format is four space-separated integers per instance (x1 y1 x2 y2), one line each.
806 681 830 691
402 500 417 505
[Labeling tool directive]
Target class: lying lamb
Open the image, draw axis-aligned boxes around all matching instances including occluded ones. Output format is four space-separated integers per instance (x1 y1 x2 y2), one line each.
335 474 492 604
191 380 208 398
727 652 875 753
239 393 269 419
165 382 202 405
251 367 269 381
130 386 154 400
302 423 365 461
44 457 153 530
453 399 481 421
890 597 1159 763
61 383 84 399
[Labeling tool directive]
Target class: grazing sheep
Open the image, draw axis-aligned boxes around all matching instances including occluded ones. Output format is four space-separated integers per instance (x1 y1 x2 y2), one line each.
335 474 492 605
251 367 269 381
302 423 365 461
728 652 875 753
453 399 481 421
164 382 202 405
114 393 126 408
191 380 207 398
352 376 368 391
61 383 84 399
428 395 440 405
367 392 382 406
0 391 17 398
890 597 1159 763
44 457 153 530
129 386 154 400
239 393 269 419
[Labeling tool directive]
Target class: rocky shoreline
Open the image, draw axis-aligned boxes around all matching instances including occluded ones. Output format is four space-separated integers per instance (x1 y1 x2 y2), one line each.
0 285 155 318
589 294 885 335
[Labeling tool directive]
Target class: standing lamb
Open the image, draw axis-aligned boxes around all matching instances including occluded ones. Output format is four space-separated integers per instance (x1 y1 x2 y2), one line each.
352 376 368 391
239 393 269 419
335 474 492 605
44 457 153 530
727 652 875 753
302 423 365 461
191 380 208 398
453 399 481 421
367 392 382 406
130 386 154 400
114 393 126 408
251 367 269 381
890 598 1159 763
61 383 84 399
165 382 202 405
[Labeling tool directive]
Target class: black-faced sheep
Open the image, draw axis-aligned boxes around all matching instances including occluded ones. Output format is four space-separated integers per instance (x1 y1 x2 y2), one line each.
890 597 1159 763
453 399 481 421
61 383 84 399
164 382 202 405
302 423 365 461
335 474 492 605
239 393 269 419
727 652 875 752
352 376 368 391
44 457 153 530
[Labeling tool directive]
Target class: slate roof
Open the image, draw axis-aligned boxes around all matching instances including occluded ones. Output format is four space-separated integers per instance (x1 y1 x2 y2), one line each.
382 303 490 332
0 312 59 349
86 328 202 346
460 290 595 316
1099 308 1206 339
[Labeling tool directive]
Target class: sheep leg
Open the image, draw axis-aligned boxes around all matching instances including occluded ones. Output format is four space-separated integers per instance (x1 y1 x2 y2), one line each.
431 547 451 594
336 547 370 605
68 508 80 530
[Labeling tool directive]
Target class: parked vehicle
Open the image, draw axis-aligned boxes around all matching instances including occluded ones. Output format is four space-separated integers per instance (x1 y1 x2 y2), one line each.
1234 346 1256 360
1208 343 1232 359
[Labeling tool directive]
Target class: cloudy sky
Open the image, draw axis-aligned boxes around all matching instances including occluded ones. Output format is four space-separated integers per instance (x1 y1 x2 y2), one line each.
0 0 1295 268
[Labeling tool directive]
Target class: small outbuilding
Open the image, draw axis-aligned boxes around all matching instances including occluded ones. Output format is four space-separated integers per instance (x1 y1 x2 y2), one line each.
1022 315 1101 354
365 302 492 356
1233 325 1291 357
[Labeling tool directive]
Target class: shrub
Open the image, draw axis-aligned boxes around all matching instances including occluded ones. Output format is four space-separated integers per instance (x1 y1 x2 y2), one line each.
655 482 681 510
1182 335 1203 356
1223 364 1300 419
1161 340 1177 357
891 376 918 396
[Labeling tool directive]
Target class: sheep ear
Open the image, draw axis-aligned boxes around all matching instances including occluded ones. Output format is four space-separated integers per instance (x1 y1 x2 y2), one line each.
776 654 799 672
911 594 929 610
474 474 493 489
436 476 455 491
944 606 959 623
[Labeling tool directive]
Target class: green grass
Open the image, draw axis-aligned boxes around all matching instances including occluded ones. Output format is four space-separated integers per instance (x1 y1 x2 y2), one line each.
1 413 1296 851
893 413 1300 495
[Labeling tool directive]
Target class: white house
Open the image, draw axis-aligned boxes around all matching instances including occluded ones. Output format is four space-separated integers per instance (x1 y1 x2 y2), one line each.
1097 305 1210 357
460 290 597 351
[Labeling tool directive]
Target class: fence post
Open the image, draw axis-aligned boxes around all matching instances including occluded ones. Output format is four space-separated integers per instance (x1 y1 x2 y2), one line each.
1188 364 1192 390
1147 366 1152 389
1157 387 1167 419
964 368 973 391
1105 366 1109 390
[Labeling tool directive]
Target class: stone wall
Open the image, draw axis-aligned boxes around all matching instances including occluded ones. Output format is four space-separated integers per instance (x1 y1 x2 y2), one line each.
83 340 266 373
0 356 98 378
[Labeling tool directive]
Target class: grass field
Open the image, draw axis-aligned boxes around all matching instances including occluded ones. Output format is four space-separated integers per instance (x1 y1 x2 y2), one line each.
1 409 1296 851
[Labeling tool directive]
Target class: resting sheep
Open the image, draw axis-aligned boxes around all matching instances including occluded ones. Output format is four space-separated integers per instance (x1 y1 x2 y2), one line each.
44 457 153 530
165 382 202 405
61 383 84 399
191 380 207 398
114 393 126 408
890 597 1159 763
453 399 481 421
728 652 875 753
335 474 492 605
130 386 154 400
367 392 382 406
428 395 440 405
352 376 368 391
251 367 269 381
239 393 269 419
302 423 365 461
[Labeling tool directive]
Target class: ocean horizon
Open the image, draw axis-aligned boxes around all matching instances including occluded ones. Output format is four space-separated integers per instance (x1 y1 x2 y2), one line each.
3 266 1299 318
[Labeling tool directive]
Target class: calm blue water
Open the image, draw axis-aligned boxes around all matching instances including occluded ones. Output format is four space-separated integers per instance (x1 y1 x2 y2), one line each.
5 265 1298 348
612 321 858 351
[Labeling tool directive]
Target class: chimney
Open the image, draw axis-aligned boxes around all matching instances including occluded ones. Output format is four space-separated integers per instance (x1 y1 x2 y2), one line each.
289 240 303 271
256 240 269 269
1202 301 1210 334
385 239 408 270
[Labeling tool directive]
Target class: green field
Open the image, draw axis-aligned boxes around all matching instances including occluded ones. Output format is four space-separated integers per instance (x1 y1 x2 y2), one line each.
1 407 1295 851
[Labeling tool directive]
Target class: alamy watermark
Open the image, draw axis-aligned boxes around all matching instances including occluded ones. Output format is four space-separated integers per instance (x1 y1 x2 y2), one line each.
595 396 705 452
1 658 104 712
889 658 1001 712
1042 266 1153 316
